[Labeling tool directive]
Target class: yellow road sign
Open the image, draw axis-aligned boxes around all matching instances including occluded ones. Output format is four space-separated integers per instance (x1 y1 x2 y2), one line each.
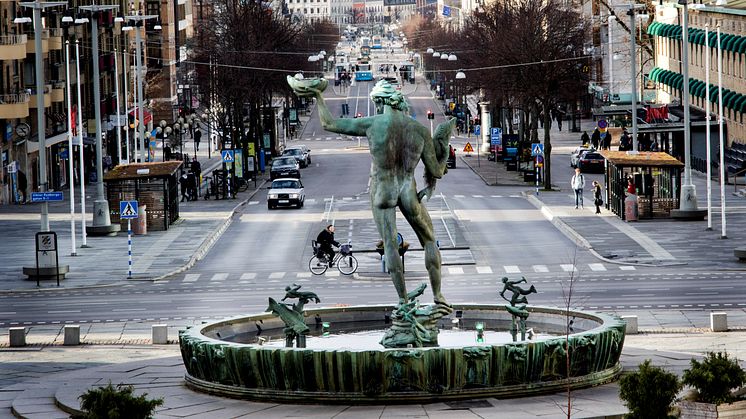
463 142 474 153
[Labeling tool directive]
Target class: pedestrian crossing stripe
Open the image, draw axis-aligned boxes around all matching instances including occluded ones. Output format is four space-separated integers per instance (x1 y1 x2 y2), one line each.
120 201 138 219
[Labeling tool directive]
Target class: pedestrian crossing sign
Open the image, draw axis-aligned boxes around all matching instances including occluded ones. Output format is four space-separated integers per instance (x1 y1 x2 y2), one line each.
531 143 544 156
221 150 235 163
120 201 139 219
463 142 474 153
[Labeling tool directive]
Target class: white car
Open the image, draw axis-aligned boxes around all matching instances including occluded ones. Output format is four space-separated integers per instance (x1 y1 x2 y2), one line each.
296 144 311 164
570 145 594 168
267 178 305 209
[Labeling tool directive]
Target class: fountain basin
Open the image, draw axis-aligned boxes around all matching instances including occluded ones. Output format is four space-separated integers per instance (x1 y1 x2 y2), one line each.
179 304 625 404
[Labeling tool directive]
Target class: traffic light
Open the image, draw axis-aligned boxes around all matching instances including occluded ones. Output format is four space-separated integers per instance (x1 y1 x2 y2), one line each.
427 109 434 120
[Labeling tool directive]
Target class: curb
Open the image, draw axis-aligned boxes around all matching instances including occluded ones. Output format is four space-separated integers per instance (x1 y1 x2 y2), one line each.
459 154 526 186
523 192 686 268
150 180 268 282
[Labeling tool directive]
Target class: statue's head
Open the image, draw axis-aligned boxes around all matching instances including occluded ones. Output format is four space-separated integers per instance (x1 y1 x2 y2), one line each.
370 80 408 114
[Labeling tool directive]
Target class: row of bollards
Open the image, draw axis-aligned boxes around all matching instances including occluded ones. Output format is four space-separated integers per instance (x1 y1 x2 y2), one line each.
7 324 170 348
621 312 729 335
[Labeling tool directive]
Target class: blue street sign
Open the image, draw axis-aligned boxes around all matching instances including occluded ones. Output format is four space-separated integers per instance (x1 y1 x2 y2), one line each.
490 127 502 146
59 149 69 160
221 150 235 163
531 143 544 156
474 125 481 136
31 192 63 202
442 5 451 16
120 201 139 219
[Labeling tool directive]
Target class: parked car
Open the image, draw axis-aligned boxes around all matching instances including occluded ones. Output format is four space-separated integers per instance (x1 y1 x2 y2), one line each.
270 157 300 180
283 147 311 168
570 145 593 168
447 144 456 168
267 178 305 209
577 151 605 173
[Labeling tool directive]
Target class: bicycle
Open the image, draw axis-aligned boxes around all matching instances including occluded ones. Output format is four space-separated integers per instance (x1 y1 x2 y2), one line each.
309 240 358 275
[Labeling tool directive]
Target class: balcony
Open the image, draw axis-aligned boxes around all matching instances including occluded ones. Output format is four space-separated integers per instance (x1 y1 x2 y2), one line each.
26 30 49 54
0 35 28 60
50 81 65 103
0 93 30 119
28 84 51 108
48 28 63 51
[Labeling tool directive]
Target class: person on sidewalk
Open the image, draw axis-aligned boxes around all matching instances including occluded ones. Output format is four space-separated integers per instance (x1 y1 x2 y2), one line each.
179 171 189 202
571 167 585 209
17 169 27 204
592 181 603 214
190 157 202 198
194 129 202 152
580 131 590 146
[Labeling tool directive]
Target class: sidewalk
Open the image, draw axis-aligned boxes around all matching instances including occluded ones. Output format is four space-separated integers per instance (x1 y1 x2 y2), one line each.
0 139 268 291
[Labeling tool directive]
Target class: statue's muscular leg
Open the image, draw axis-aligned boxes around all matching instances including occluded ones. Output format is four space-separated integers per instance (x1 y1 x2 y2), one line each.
372 205 406 304
399 188 448 306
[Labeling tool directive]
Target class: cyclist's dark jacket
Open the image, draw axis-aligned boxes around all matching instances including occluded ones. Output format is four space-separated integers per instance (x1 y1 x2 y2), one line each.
317 229 339 253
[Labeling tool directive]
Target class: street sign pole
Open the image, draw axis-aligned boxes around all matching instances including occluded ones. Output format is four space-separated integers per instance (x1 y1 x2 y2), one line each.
127 219 132 278
536 155 539 196
120 200 139 278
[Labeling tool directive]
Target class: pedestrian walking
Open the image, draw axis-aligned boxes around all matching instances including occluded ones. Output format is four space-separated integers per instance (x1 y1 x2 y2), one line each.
592 181 603 214
580 131 590 146
179 171 189 202
591 128 601 149
603 131 612 150
190 157 202 198
187 171 197 201
194 128 202 152
557 113 563 132
570 167 585 209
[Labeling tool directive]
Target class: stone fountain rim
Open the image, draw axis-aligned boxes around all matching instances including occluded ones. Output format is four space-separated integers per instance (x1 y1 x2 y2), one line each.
182 303 624 349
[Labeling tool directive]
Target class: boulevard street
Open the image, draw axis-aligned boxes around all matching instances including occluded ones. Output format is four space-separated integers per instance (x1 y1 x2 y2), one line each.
1 67 746 331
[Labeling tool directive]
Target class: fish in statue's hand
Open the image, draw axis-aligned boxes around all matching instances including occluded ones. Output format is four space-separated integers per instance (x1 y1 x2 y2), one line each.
286 76 328 97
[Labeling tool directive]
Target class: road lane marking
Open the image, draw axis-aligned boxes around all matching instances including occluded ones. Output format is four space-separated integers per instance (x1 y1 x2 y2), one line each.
241 273 256 280
533 265 549 273
296 272 312 278
210 273 229 281
588 263 606 271
619 266 636 271
269 272 286 279
503 265 521 274
448 267 464 275
476 266 492 274
183 274 200 282
560 264 576 272
48 310 81 314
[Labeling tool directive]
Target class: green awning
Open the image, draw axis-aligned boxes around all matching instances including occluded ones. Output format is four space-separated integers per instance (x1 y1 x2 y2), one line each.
649 67 661 81
673 75 683 90
724 91 738 109
647 21 661 36
723 34 738 53
693 31 705 46
737 95 746 113
736 37 746 54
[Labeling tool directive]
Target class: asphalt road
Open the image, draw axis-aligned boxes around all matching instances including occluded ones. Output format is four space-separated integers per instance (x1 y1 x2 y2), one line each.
2 53 745 330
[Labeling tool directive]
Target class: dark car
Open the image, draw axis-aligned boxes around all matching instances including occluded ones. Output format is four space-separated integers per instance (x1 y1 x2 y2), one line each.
270 157 301 180
282 147 310 168
577 152 605 173
447 145 456 168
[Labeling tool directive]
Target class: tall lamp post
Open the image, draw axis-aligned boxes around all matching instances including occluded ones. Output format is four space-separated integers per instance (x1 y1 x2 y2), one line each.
19 0 67 232
672 0 706 219
79 3 121 236
124 13 159 163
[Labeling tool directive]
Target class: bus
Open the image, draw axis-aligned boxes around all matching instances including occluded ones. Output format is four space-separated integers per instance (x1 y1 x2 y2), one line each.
372 35 382 49
360 45 371 58
355 60 373 81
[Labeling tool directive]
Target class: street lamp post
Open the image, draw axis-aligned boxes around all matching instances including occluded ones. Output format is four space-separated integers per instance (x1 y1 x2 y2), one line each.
74 40 88 247
64 38 76 256
79 3 120 236
671 0 705 219
125 13 159 163
627 8 639 152
19 0 67 232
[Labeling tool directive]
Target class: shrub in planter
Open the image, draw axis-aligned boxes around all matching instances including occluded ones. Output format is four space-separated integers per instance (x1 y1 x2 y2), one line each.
73 382 164 419
619 359 681 419
682 351 746 405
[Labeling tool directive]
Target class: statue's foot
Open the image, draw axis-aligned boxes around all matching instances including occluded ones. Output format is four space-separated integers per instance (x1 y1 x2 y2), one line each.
433 294 451 308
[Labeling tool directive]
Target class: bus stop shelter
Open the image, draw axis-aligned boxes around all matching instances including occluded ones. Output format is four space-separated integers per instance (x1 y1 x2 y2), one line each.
601 151 684 220
104 161 182 231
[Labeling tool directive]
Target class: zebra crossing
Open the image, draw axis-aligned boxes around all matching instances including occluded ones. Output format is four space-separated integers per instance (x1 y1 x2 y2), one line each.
247 194 524 207
175 263 637 283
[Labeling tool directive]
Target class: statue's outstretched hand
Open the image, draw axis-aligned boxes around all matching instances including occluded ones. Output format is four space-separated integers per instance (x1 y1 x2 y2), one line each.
417 175 437 202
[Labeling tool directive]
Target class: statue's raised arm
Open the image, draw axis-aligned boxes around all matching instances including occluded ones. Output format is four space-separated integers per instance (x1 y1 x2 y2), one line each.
287 76 373 137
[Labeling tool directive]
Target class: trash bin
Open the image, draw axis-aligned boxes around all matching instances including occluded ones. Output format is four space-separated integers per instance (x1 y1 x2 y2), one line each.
624 195 638 222
133 205 147 235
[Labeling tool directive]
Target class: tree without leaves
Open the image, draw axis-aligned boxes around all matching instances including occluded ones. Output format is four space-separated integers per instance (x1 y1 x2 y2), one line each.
459 0 588 189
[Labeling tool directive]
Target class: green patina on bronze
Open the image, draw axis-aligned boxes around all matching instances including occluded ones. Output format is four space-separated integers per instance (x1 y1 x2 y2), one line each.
499 277 538 342
288 77 456 348
179 304 627 403
265 284 320 348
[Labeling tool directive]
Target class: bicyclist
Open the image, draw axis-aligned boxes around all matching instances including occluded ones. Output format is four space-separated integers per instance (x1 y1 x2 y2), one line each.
316 224 340 264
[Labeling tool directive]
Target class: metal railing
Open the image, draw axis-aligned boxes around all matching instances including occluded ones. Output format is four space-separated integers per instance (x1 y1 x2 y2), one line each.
0 34 27 45
51 80 65 89
733 167 746 192
0 93 31 104
48 28 64 37
29 29 50 40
